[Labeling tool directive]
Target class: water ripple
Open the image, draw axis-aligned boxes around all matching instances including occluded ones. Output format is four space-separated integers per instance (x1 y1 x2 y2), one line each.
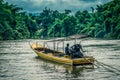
0 39 120 80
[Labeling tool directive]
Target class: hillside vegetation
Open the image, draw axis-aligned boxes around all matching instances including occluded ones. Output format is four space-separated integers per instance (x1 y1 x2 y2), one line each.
0 0 120 40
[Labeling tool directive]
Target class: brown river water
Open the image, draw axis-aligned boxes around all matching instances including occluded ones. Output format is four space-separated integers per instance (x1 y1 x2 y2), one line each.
0 39 120 80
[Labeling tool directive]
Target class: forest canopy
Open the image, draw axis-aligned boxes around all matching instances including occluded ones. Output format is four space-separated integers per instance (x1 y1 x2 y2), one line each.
0 0 120 40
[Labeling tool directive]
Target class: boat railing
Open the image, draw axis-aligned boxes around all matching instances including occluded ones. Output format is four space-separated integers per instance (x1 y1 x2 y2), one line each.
36 35 89 54
43 41 51 52
44 40 64 53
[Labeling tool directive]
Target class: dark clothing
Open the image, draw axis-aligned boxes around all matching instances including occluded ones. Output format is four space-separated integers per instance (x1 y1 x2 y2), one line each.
70 44 84 58
65 46 70 55
72 52 83 58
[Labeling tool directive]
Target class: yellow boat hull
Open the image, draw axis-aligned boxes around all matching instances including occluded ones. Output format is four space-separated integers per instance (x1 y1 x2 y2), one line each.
31 44 94 66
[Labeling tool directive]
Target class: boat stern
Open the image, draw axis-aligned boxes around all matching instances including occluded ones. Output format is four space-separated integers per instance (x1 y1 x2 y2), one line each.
72 56 94 65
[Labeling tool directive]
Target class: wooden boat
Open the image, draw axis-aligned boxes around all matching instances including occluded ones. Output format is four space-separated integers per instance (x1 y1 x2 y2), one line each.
31 43 94 66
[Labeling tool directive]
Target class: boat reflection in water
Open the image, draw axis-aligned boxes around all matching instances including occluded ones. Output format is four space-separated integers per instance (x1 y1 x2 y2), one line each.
35 56 94 78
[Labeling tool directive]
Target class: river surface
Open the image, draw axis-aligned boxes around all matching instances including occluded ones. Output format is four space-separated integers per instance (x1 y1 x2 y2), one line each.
0 39 120 80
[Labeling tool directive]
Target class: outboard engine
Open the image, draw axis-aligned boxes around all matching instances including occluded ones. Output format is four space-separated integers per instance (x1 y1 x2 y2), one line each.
69 44 83 58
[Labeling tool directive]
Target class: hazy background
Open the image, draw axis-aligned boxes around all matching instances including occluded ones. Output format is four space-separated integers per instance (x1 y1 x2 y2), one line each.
4 0 112 13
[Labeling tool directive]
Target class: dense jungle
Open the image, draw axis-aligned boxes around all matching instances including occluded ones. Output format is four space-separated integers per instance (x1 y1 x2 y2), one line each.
0 0 120 40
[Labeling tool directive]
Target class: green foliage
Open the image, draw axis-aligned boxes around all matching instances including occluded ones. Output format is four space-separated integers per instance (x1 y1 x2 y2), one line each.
0 0 120 40
2 21 14 40
0 1 30 40
95 30 105 38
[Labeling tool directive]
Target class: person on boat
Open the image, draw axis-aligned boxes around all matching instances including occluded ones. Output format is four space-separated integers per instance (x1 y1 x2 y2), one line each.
65 43 70 56
70 44 85 58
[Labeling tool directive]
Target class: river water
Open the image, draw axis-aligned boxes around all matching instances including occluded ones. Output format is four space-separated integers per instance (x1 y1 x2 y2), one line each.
0 39 120 80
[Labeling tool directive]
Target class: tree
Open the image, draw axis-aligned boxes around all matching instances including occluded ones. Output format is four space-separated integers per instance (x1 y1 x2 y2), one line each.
65 9 71 15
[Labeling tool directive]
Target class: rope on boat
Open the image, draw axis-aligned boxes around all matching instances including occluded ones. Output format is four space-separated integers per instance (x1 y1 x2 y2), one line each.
82 56 100 68
78 51 100 68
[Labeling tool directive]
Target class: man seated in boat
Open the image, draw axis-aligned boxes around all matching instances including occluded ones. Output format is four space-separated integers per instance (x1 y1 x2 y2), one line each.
70 44 85 58
65 43 70 56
